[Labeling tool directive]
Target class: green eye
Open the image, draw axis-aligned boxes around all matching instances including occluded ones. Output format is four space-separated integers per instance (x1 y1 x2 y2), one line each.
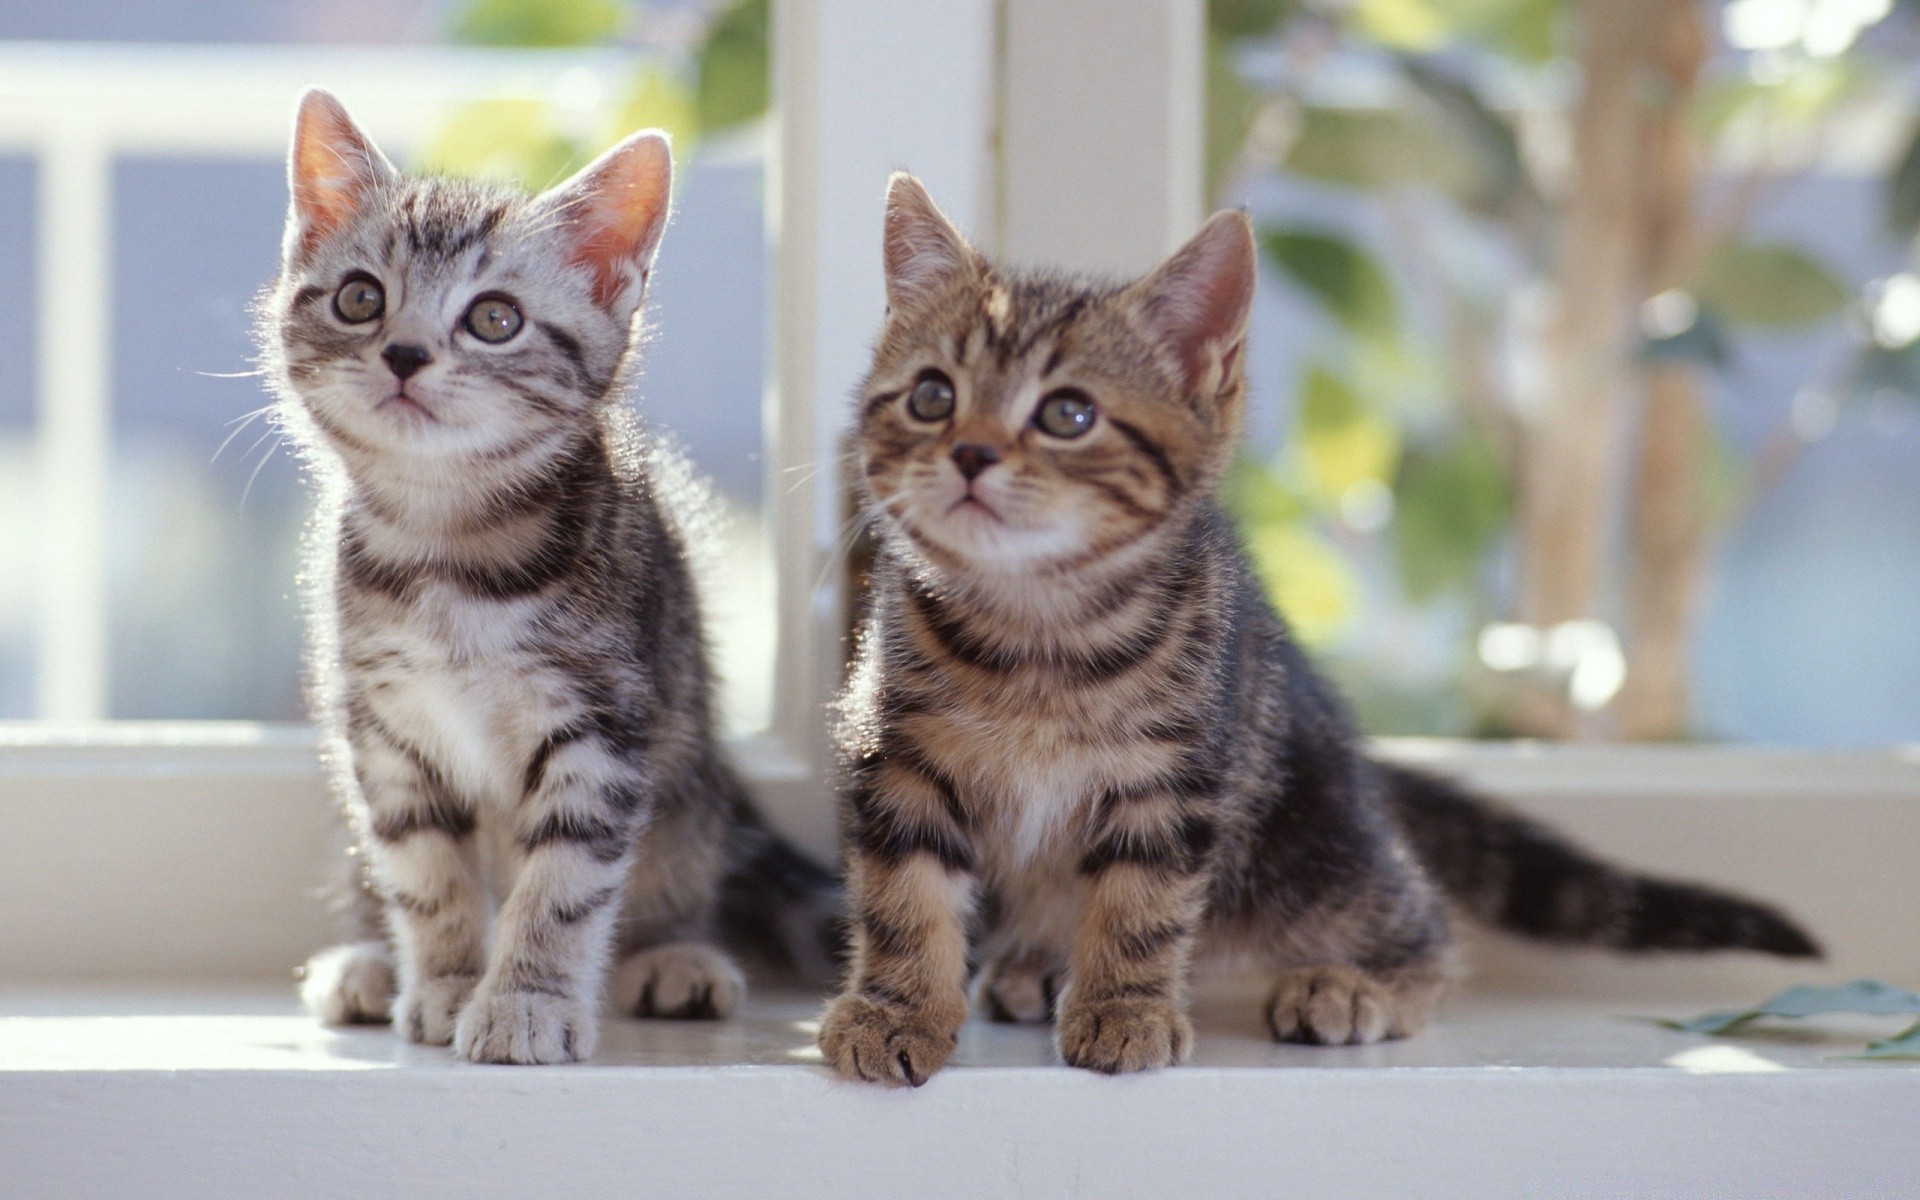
1035 389 1096 438
463 294 523 343
333 273 384 324
906 371 956 422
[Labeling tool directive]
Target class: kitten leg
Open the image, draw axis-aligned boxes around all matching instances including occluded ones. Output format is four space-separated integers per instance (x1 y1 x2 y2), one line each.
351 728 488 1046
1265 964 1448 1045
819 758 977 1087
455 733 645 1065
1054 797 1211 1074
609 942 746 1020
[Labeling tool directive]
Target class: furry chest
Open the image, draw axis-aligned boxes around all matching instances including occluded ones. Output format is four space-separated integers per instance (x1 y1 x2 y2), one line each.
347 590 571 807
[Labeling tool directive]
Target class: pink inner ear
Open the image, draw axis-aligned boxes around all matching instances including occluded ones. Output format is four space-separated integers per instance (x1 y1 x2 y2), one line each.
562 137 672 311
1141 213 1257 386
291 94 385 257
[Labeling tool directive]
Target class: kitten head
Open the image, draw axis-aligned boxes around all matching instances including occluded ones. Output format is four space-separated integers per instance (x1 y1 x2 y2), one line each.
856 174 1255 581
265 88 672 476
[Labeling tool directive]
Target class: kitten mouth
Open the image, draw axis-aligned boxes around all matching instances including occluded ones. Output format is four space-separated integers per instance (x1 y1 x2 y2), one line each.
948 493 1002 522
376 389 439 422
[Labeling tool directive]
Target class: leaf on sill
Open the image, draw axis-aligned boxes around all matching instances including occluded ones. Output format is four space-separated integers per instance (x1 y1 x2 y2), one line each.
1851 1020 1920 1060
1659 980 1920 1036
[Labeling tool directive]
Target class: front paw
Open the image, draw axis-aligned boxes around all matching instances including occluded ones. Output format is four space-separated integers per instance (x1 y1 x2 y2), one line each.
609 943 745 1020
394 973 477 1046
454 984 596 1064
818 992 960 1087
971 949 1063 1024
1056 994 1192 1074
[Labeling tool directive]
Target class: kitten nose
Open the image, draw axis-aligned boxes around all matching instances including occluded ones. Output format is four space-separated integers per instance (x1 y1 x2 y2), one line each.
951 443 1001 481
381 343 432 380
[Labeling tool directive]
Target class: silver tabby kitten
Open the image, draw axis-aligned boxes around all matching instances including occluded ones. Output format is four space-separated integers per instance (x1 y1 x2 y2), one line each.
268 90 825 1064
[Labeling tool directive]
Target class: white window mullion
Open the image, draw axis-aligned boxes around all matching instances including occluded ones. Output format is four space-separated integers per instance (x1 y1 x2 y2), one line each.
765 0 1000 853
34 125 113 721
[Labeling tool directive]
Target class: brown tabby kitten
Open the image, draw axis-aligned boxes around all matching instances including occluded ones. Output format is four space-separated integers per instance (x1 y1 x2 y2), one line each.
270 91 831 1064
818 175 1818 1085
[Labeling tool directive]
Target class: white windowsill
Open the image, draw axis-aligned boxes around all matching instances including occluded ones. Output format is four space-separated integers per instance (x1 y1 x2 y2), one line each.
0 981 1913 1199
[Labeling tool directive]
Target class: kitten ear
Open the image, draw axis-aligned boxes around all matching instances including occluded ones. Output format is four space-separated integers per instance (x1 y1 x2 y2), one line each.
1131 210 1257 399
286 88 394 261
883 173 981 312
536 130 673 318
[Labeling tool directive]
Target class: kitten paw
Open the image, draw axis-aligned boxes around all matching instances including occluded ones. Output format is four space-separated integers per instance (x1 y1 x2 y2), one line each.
971 950 1063 1024
298 941 393 1026
454 984 596 1064
1265 964 1445 1045
393 973 477 1047
818 992 960 1087
609 942 745 1020
1056 994 1193 1074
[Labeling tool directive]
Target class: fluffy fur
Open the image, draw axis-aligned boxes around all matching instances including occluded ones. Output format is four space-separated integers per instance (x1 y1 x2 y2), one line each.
818 175 1819 1085
268 89 830 1064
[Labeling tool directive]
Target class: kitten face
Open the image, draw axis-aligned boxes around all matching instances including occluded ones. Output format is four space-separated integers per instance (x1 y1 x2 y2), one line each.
861 279 1209 572
858 176 1258 579
268 89 672 476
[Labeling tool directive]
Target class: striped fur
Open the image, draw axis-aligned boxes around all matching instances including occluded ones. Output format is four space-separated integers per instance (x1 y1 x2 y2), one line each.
818 175 1818 1085
270 90 831 1064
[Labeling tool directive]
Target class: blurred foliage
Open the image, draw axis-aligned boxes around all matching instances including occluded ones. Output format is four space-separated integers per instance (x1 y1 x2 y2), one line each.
1207 0 1915 732
696 0 770 134
1263 228 1401 345
431 0 768 190
1393 433 1509 604
453 0 623 46
1696 241 1851 327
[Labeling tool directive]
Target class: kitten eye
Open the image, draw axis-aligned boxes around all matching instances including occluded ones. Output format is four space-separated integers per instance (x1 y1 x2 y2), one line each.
1034 389 1097 438
906 371 956 422
463 294 523 344
332 273 384 324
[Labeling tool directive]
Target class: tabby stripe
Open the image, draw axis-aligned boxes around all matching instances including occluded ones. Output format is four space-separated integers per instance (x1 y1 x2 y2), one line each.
524 722 590 795
1106 417 1181 493
1114 919 1190 963
863 389 903 419
848 783 974 872
519 810 630 862
371 800 476 843
541 324 592 389
550 884 622 925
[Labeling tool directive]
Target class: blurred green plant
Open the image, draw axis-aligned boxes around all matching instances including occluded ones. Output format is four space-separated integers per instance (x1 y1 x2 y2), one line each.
1209 0 1917 738
426 0 769 190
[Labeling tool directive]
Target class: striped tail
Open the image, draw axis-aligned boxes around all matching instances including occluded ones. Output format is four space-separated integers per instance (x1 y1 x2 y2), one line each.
1380 762 1821 958
716 801 846 983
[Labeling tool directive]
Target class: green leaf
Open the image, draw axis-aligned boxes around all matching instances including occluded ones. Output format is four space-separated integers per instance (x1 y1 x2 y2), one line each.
1391 431 1510 602
1209 0 1294 39
696 0 769 134
1695 241 1851 328
1659 980 1920 1036
450 0 623 47
1855 1020 1920 1059
1262 228 1400 342
1889 117 1920 237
